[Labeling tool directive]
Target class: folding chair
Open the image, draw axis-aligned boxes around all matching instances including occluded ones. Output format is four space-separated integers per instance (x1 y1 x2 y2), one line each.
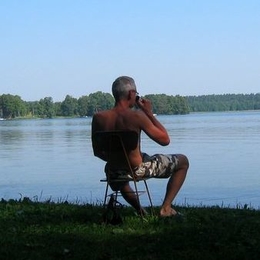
93 130 154 222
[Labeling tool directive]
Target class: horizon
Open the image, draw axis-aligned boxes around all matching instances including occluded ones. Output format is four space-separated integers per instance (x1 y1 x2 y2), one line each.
1 91 260 103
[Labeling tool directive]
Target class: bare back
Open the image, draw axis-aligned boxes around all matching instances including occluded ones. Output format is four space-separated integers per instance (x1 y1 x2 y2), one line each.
92 107 143 168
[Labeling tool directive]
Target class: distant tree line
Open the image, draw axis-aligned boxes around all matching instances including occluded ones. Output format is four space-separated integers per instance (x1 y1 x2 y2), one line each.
0 92 259 119
187 93 260 112
0 92 114 119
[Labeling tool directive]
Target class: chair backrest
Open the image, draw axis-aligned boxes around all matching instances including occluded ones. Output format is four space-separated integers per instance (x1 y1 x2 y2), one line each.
93 130 138 171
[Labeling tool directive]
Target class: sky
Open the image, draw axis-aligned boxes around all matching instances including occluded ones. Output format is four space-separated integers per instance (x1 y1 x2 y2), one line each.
0 0 259 102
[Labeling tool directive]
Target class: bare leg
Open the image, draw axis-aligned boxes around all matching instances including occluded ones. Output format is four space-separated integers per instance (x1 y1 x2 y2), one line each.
160 154 189 217
120 182 147 215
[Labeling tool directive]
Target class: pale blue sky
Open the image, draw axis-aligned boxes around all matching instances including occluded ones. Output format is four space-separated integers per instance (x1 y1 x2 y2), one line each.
0 0 259 101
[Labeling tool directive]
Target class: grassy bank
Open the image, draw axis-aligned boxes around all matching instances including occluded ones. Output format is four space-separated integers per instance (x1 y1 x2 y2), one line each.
1 198 260 260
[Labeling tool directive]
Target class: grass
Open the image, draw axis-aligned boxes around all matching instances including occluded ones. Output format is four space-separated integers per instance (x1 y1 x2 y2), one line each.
0 197 260 260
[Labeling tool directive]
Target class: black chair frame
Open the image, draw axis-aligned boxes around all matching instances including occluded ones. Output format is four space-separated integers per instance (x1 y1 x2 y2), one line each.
94 131 154 219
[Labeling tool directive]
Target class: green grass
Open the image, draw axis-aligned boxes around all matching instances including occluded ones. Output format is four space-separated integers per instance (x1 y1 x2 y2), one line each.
0 197 260 260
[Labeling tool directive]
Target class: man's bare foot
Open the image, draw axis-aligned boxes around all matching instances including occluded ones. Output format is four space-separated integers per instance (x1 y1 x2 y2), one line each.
159 207 178 217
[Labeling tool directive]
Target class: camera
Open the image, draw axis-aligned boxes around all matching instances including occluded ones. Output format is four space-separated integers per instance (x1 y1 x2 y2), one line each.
135 95 140 102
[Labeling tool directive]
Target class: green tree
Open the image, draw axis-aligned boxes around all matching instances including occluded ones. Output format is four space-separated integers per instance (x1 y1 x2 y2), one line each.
145 94 189 115
38 97 55 118
87 92 114 115
54 102 62 117
172 95 189 114
27 101 39 117
0 94 27 118
61 95 78 116
78 95 89 117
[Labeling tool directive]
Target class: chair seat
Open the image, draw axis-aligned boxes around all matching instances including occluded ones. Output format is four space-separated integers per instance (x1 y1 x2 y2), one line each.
100 175 150 183
100 177 132 182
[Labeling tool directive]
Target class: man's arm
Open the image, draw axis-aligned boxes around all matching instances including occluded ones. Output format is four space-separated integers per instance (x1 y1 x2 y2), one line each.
136 98 170 146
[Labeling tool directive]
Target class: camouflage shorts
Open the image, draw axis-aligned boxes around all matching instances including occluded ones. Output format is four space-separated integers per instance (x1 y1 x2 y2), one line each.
133 153 179 179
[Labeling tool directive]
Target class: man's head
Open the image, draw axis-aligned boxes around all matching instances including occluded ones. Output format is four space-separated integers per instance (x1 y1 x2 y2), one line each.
112 76 137 102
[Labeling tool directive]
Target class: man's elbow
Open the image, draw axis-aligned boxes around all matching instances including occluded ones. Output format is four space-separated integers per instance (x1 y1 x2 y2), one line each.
160 137 170 146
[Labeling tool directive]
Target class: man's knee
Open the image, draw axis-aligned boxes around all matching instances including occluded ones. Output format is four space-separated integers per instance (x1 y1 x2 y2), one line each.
177 154 189 170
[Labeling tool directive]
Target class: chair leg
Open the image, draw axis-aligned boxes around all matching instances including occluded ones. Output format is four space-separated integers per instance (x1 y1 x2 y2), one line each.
103 180 154 220
132 180 145 218
144 180 154 215
103 182 109 208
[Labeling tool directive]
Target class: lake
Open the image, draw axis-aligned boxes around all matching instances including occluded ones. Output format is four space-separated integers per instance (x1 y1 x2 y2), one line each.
0 111 259 209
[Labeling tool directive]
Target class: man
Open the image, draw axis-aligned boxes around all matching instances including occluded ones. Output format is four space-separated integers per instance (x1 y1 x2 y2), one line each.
91 76 189 217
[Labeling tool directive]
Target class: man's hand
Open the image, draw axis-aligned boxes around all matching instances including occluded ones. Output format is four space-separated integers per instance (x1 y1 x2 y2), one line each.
136 98 153 115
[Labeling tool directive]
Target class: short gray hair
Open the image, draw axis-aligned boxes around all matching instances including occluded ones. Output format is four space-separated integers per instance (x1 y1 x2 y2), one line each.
112 76 136 101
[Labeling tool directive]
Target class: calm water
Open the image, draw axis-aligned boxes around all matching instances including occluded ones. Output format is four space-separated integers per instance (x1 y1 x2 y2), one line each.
0 111 260 209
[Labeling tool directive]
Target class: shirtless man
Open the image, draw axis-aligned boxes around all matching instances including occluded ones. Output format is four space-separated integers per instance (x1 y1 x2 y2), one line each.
91 76 189 217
